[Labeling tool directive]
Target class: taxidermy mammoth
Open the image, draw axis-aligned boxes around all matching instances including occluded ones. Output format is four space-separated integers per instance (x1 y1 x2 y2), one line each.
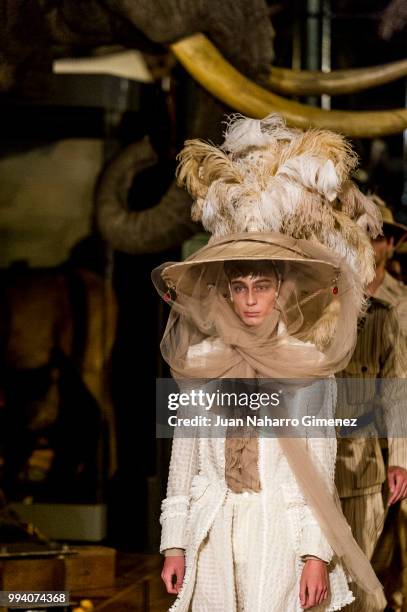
2 0 407 254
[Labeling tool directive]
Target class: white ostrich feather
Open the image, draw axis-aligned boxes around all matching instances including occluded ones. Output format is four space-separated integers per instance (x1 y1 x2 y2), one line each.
222 113 294 153
257 187 285 232
276 155 339 202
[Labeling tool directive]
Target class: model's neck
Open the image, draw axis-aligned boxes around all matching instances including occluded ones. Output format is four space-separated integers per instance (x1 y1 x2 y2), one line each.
366 264 386 296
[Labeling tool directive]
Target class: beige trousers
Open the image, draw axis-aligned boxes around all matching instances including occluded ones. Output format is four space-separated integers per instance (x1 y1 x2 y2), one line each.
340 493 386 612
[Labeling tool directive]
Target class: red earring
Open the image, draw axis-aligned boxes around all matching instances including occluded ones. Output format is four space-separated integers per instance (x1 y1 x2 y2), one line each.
332 271 340 295
163 286 176 302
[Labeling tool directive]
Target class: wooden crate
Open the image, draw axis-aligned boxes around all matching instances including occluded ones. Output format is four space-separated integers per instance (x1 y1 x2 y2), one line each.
65 546 116 593
0 546 116 594
0 557 65 591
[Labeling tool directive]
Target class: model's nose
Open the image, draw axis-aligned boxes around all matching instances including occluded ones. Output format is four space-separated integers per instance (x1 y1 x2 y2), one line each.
246 288 257 305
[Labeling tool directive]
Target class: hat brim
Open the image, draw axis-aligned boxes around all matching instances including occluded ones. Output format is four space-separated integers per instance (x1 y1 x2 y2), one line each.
161 232 340 295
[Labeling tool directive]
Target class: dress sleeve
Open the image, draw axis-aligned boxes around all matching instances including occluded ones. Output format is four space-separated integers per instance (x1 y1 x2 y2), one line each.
159 383 200 554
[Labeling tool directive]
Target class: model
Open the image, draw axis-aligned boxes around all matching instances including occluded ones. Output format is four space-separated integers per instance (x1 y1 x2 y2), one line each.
153 114 387 611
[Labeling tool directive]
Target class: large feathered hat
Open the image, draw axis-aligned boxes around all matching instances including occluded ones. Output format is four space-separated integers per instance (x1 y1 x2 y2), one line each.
176 113 381 286
155 113 383 351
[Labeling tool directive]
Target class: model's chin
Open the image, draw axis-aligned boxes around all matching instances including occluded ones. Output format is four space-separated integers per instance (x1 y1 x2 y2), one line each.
243 316 264 326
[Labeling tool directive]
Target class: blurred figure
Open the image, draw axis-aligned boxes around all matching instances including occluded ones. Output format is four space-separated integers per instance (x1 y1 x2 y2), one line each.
387 259 404 283
367 195 407 332
366 196 407 611
335 295 407 612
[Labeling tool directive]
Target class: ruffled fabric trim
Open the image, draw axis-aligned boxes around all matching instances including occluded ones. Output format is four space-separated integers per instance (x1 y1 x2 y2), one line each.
159 495 190 553
224 434 261 493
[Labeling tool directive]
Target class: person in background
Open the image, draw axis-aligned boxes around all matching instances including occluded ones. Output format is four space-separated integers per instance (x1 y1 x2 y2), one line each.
367 195 407 333
365 196 407 612
335 293 407 611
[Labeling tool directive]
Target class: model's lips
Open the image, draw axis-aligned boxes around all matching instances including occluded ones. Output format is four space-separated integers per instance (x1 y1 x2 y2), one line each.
244 312 260 316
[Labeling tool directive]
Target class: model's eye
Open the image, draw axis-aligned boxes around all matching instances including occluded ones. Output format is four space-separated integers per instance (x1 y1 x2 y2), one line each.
232 285 245 293
255 284 272 291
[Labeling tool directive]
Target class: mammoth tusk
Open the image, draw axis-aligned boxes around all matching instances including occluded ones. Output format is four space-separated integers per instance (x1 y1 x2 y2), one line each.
269 59 407 96
170 33 407 138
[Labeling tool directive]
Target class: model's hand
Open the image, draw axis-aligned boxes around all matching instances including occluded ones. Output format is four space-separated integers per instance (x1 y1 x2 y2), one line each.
161 555 185 594
299 558 329 609
387 466 407 505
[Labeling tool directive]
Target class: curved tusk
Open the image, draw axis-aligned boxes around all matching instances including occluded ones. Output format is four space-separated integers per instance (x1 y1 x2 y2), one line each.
170 34 407 138
269 59 407 96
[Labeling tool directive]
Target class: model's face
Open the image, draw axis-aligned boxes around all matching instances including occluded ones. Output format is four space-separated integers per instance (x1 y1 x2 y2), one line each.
229 274 278 327
371 235 394 266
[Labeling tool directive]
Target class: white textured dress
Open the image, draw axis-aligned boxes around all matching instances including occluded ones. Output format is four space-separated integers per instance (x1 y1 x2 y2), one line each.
160 337 355 611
